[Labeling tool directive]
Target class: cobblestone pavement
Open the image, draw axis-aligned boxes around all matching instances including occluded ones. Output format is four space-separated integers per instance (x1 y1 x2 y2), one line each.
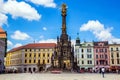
0 73 120 80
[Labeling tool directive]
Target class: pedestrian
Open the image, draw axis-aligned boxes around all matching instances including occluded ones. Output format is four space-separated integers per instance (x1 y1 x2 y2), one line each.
116 69 119 74
101 67 105 78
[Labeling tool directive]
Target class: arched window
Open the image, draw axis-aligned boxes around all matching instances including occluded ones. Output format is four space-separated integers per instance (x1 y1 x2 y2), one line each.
33 67 36 72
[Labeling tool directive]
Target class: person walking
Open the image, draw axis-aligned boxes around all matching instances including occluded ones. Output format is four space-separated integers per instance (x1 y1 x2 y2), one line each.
101 67 105 78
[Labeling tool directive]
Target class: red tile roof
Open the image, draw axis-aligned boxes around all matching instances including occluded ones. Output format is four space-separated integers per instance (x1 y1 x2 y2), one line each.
8 43 56 53
24 43 56 48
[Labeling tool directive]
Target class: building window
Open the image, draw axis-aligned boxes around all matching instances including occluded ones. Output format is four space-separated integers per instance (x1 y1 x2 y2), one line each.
47 59 49 63
102 54 104 58
34 49 36 52
101 49 104 52
90 61 92 64
111 53 113 57
106 61 108 65
29 68 31 72
38 60 40 63
82 61 84 64
100 55 101 58
112 59 114 64
100 49 103 52
29 54 31 57
43 60 45 64
111 48 113 51
96 55 98 59
100 60 104 65
87 48 91 53
87 54 92 58
81 49 84 53
25 59 27 63
34 60 36 63
87 60 92 64
43 53 45 57
29 60 31 63
96 49 98 53
25 53 27 57
105 48 107 52
117 53 119 57
116 47 119 51
33 67 36 72
48 54 49 57
25 49 27 52
96 61 98 65
87 60 89 64
34 54 36 57
105 54 107 59
39 53 40 57
117 59 119 64
81 54 84 58
24 68 27 72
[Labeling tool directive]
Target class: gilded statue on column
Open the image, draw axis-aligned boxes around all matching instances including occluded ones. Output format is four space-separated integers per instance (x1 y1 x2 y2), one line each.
62 4 66 16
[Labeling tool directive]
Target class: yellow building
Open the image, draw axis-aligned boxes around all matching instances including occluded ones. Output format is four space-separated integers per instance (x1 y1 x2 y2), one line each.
5 43 56 72
109 44 120 71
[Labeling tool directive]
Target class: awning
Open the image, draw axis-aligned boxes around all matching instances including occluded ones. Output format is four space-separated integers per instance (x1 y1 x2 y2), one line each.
95 65 110 68
110 66 120 69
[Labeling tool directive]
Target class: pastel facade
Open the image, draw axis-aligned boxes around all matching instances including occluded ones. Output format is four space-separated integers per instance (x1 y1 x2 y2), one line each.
78 42 94 71
5 43 56 72
109 44 120 71
94 41 110 70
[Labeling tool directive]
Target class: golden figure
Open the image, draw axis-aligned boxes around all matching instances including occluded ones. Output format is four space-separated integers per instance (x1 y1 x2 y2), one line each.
62 4 66 16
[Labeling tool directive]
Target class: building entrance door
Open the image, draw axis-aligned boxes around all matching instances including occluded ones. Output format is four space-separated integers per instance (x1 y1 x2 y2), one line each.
63 63 66 69
39 67 43 72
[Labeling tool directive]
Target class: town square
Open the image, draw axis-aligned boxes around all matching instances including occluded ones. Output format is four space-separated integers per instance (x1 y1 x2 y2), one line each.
0 0 120 80
0 72 120 80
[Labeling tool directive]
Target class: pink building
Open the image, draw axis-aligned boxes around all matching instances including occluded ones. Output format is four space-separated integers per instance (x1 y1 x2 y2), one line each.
94 41 110 71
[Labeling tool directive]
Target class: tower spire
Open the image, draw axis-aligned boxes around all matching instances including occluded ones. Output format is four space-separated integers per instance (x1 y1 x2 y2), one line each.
61 4 67 34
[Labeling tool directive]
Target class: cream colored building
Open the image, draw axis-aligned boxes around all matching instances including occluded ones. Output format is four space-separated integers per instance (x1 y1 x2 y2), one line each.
75 41 94 71
5 43 56 72
109 44 120 71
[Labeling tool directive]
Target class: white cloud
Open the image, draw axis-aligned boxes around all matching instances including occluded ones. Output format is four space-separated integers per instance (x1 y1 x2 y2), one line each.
80 20 120 44
29 0 56 8
43 27 47 31
39 39 57 43
71 39 75 45
40 35 44 39
13 43 22 48
2 0 41 21
7 40 13 46
0 0 41 26
0 13 8 26
11 30 30 40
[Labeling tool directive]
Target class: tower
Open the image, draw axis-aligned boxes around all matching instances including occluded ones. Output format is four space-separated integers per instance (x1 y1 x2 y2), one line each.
0 27 7 73
53 4 74 71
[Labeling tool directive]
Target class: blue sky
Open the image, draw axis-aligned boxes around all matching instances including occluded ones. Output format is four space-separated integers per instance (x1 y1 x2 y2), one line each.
0 0 120 51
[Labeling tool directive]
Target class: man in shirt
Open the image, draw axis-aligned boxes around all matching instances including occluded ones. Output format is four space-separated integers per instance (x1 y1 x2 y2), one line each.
101 67 105 78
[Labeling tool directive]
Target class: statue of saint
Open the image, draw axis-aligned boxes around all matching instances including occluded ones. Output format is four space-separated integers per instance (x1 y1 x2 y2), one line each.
62 4 66 16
